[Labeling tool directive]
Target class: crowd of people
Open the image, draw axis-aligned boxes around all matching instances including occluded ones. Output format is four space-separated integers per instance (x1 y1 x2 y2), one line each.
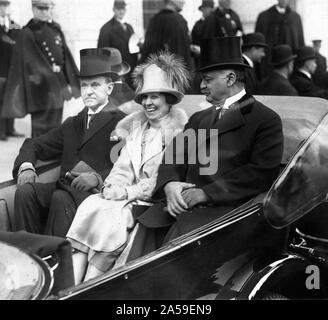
0 0 328 290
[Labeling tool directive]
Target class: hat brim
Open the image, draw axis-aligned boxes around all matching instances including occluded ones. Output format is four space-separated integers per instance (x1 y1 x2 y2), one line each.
242 43 268 49
78 61 131 78
297 55 317 62
134 89 184 105
270 55 297 67
198 62 252 72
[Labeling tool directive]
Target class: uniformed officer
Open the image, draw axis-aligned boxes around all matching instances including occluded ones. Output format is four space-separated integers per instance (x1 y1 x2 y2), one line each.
0 0 24 140
1 0 80 138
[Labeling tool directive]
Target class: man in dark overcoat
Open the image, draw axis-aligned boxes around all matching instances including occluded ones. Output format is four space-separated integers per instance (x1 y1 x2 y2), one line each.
141 0 192 70
201 0 243 39
12 48 128 237
291 46 328 99
128 36 284 260
242 32 267 95
98 0 138 88
255 0 305 80
0 0 24 140
1 0 80 138
256 44 298 96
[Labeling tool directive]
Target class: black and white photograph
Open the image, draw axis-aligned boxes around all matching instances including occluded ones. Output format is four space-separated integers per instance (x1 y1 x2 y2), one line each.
1 0 328 305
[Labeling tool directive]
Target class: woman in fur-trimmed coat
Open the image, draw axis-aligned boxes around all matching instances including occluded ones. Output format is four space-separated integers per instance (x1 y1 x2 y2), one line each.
67 51 191 284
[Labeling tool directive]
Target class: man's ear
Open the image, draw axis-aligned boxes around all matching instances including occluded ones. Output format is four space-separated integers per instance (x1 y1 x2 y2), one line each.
107 82 114 95
227 72 236 87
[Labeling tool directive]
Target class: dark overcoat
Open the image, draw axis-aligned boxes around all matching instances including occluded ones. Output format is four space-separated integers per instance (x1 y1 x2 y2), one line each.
255 6 304 52
201 7 243 39
141 9 192 69
290 71 328 99
137 95 284 240
256 72 299 96
13 103 126 204
243 58 258 95
98 17 138 74
1 19 80 119
313 52 328 89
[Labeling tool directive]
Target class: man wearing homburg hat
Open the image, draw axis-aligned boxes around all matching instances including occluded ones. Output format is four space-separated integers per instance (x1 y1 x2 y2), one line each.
0 0 24 140
242 32 268 94
256 44 298 96
12 48 128 237
1 0 80 138
291 46 328 99
128 37 284 260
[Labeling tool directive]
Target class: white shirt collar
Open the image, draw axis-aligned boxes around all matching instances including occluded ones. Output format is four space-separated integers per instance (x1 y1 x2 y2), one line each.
299 69 312 79
88 102 108 115
0 16 10 31
217 89 247 110
243 54 254 68
275 5 287 14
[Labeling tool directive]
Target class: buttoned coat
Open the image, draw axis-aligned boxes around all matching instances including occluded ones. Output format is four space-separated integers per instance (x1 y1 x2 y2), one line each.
137 95 284 241
1 19 80 119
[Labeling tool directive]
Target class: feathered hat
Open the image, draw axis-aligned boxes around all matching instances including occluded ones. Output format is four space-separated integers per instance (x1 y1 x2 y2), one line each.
133 51 191 105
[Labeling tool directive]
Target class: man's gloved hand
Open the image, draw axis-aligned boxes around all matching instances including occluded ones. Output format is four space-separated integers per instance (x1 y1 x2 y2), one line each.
70 172 99 191
164 182 196 218
182 188 209 210
102 185 127 200
17 169 38 185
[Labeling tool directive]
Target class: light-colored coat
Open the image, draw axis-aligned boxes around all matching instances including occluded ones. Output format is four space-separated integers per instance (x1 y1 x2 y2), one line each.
67 108 188 253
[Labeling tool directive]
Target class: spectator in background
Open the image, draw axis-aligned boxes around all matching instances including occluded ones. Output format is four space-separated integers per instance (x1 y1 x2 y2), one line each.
1 0 80 138
242 32 267 95
256 44 298 96
0 0 24 140
312 40 328 89
201 0 243 39
141 0 192 70
291 46 328 99
255 0 304 81
191 0 215 94
98 0 138 88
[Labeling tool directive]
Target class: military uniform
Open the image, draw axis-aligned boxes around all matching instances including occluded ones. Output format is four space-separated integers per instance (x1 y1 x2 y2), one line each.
1 19 80 138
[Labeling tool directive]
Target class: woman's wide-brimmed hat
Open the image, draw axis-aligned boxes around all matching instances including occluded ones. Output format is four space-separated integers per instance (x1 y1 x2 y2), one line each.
79 48 130 78
199 36 251 72
133 52 191 105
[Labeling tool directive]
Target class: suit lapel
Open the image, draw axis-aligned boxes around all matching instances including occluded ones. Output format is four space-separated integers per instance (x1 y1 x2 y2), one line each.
79 103 119 148
73 108 88 144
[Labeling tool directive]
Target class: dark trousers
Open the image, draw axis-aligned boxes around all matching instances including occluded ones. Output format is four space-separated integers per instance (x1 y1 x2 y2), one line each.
0 118 14 137
31 108 63 138
14 182 77 237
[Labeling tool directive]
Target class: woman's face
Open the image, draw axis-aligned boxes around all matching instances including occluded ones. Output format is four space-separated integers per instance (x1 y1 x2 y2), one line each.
141 93 171 122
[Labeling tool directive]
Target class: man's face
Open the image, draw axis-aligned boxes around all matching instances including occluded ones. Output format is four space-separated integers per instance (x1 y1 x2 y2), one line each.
113 7 126 20
32 5 53 21
81 76 113 110
304 59 317 75
200 69 231 105
171 0 185 12
252 47 266 63
201 7 213 19
0 3 9 17
219 0 231 9
277 0 290 8
287 60 294 75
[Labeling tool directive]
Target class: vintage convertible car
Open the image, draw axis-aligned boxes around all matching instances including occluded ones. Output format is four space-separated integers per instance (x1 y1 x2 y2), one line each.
1 95 328 300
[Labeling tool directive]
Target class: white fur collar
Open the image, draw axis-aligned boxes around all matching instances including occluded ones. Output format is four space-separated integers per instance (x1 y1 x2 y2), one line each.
115 108 188 146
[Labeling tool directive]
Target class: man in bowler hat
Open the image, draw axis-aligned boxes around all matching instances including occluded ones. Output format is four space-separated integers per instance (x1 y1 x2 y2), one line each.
256 44 298 96
242 32 267 94
127 36 284 260
291 46 328 99
12 48 127 237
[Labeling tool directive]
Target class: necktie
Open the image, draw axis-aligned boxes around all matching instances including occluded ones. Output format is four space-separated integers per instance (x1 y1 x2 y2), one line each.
87 114 96 129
